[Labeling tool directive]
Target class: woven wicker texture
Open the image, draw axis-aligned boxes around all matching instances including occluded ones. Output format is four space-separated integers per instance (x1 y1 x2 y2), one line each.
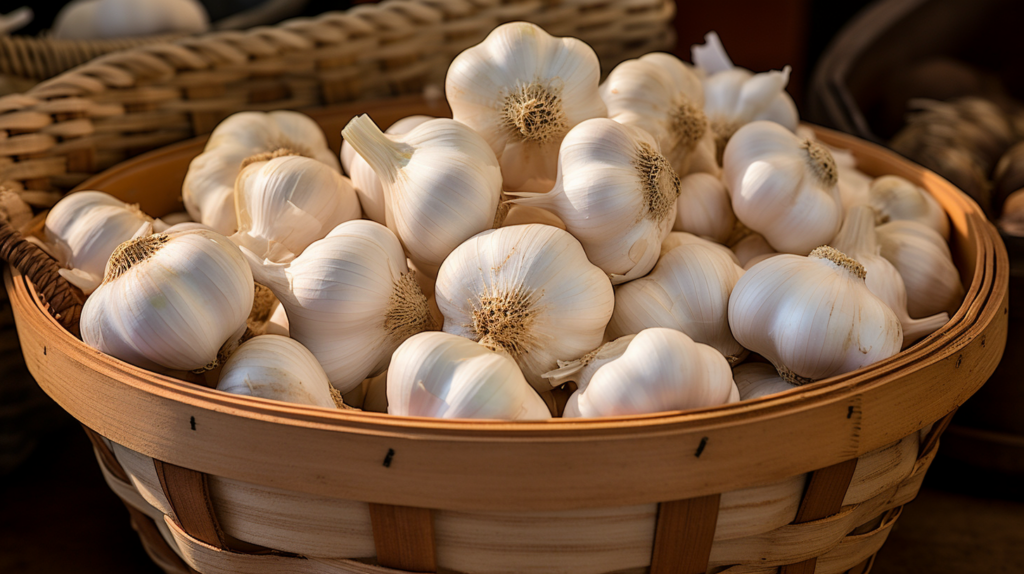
0 34 182 82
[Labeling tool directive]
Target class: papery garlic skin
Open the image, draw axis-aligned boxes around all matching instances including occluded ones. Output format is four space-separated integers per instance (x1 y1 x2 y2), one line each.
182 111 340 235
869 175 950 240
561 328 737 418
44 191 154 294
543 335 636 389
723 121 843 254
673 173 735 243
445 22 607 193
609 240 747 365
217 335 338 409
81 228 254 372
510 119 680 284
341 115 433 224
877 220 964 317
242 220 433 393
232 154 361 262
342 115 501 277
387 332 551 420
435 224 615 391
733 363 798 401
729 246 903 385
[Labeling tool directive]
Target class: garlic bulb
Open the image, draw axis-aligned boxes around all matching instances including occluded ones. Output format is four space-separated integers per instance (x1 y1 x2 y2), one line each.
44 191 154 294
341 115 502 277
723 121 843 254
341 115 433 224
217 335 340 409
832 206 949 346
509 118 680 283
434 224 615 391
733 363 798 400
601 52 718 177
387 332 551 420
232 152 361 262
242 220 434 393
729 246 903 385
558 329 737 418
662 231 739 264
183 111 340 235
265 303 289 337
673 173 735 243
53 0 209 40
81 227 254 372
877 220 964 317
609 239 747 364
868 175 950 240
730 232 777 268
445 22 607 193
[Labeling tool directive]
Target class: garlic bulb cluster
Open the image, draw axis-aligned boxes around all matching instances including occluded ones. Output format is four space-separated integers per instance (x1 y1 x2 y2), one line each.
342 115 502 277
217 335 340 409
877 220 964 318
446 22 607 193
868 175 950 239
232 152 361 262
723 121 843 254
510 118 680 283
435 224 615 391
183 111 340 235
243 220 434 393
341 115 433 224
733 363 798 400
729 246 903 385
673 172 735 243
553 329 737 418
387 332 551 420
81 226 254 372
44 191 153 294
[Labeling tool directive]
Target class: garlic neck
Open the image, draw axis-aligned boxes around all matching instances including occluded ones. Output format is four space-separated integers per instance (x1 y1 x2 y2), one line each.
384 271 435 343
809 245 866 280
668 97 708 152
802 139 838 188
240 147 304 169
341 115 412 185
501 82 569 144
633 142 681 223
472 285 538 358
831 205 878 257
104 234 169 283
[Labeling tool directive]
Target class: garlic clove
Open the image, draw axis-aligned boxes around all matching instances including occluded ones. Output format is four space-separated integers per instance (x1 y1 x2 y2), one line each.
387 332 551 420
877 220 964 318
729 232 776 268
673 172 736 243
733 363 798 400
217 335 340 409
868 175 950 240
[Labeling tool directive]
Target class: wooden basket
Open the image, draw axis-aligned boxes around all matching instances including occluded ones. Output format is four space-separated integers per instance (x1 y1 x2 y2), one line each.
2 97 1008 574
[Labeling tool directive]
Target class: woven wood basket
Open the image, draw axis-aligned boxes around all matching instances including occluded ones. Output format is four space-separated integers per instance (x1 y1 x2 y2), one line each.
1 96 1009 574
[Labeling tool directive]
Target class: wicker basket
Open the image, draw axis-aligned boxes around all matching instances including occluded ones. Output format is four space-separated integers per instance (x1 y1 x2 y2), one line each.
1 95 1008 573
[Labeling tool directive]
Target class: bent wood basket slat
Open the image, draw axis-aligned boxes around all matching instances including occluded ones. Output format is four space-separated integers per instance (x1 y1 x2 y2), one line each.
3 98 1009 574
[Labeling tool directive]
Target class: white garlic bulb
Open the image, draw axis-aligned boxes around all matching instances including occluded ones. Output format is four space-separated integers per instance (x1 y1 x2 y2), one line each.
241 220 434 393
729 246 903 385
81 227 254 372
509 118 680 284
341 114 433 224
673 173 735 243
232 152 361 262
662 231 740 264
733 363 797 400
52 0 209 40
723 121 843 254
557 329 738 418
445 22 607 193
387 332 551 420
183 111 340 235
341 115 502 277
868 175 950 240
832 206 949 346
730 232 777 268
877 220 964 317
217 335 339 409
601 52 718 177
609 239 747 365
44 191 156 295
434 224 615 391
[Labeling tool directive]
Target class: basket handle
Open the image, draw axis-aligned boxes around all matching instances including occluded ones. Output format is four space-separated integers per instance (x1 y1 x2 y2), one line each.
0 216 82 335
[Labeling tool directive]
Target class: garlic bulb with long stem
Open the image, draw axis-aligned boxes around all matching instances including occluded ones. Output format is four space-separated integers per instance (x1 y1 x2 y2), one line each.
729 246 903 385
509 118 681 284
341 114 433 224
387 332 551 420
44 191 155 295
341 115 502 277
445 22 607 193
217 335 340 409
733 363 798 401
241 219 435 393
877 220 964 317
608 239 747 365
183 111 340 235
434 224 615 391
868 175 950 240
232 152 361 262
723 121 843 254
558 328 738 418
81 226 254 372
831 206 949 346
673 173 735 243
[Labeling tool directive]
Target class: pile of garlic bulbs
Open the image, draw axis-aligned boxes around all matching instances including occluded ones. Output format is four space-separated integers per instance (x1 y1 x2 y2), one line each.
52 23 965 421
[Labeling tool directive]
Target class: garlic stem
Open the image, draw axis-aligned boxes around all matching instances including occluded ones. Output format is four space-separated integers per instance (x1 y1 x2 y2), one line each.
903 311 949 346
802 139 838 188
831 205 877 255
341 115 412 185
